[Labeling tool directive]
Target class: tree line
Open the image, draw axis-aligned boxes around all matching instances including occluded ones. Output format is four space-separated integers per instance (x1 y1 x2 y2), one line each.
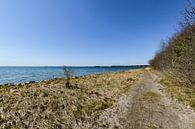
149 1 195 87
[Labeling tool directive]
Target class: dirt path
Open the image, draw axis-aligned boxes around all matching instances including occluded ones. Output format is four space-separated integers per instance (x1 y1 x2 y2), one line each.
95 71 195 129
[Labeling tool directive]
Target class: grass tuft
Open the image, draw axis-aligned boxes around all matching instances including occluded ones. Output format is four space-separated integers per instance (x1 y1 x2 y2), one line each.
160 78 195 110
140 91 161 103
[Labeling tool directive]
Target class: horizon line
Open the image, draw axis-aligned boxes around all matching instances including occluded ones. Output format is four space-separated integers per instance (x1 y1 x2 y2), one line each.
0 64 149 67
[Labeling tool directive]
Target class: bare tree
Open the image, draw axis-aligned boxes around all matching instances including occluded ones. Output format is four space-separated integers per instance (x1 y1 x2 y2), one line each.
63 66 74 88
180 0 195 27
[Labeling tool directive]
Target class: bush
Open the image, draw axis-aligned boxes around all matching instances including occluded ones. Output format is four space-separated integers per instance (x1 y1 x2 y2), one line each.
150 2 195 87
63 66 74 88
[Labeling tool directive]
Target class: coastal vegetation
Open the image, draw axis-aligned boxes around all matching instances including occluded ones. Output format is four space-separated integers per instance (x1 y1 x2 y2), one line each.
63 66 74 88
1 1 195 128
160 77 195 109
0 69 144 128
149 2 195 109
149 2 195 87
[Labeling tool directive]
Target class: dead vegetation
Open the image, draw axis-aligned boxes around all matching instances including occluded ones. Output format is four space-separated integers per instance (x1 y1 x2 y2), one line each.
160 76 195 110
63 66 74 89
149 1 195 87
109 71 195 129
139 91 161 103
0 69 144 129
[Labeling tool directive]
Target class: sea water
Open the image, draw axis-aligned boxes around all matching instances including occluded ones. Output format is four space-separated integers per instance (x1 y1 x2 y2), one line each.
0 66 144 85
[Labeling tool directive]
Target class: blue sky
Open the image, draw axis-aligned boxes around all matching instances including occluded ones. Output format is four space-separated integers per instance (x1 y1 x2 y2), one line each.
0 0 186 66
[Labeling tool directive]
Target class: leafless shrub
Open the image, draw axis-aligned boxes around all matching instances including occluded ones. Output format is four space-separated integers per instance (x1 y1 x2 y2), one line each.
180 0 195 27
63 65 74 88
150 1 195 86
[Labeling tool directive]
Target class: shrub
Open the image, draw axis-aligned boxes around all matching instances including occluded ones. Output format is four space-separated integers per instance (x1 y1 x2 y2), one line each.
63 66 74 88
150 2 195 87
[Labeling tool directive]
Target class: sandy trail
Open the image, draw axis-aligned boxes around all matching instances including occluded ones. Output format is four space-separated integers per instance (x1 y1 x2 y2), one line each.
96 71 195 129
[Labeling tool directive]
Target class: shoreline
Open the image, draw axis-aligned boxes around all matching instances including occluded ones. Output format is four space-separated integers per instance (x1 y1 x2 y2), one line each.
0 68 145 87
0 68 146 128
0 68 194 128
0 66 148 86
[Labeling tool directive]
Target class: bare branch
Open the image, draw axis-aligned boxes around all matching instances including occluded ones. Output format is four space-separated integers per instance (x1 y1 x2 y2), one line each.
63 65 74 88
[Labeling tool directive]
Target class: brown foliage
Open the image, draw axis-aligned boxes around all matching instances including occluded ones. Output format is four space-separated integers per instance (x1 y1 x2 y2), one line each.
150 2 195 86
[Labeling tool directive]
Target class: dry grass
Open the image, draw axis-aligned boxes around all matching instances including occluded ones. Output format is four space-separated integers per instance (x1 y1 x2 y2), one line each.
154 70 195 110
139 91 161 103
160 78 195 110
0 69 145 129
